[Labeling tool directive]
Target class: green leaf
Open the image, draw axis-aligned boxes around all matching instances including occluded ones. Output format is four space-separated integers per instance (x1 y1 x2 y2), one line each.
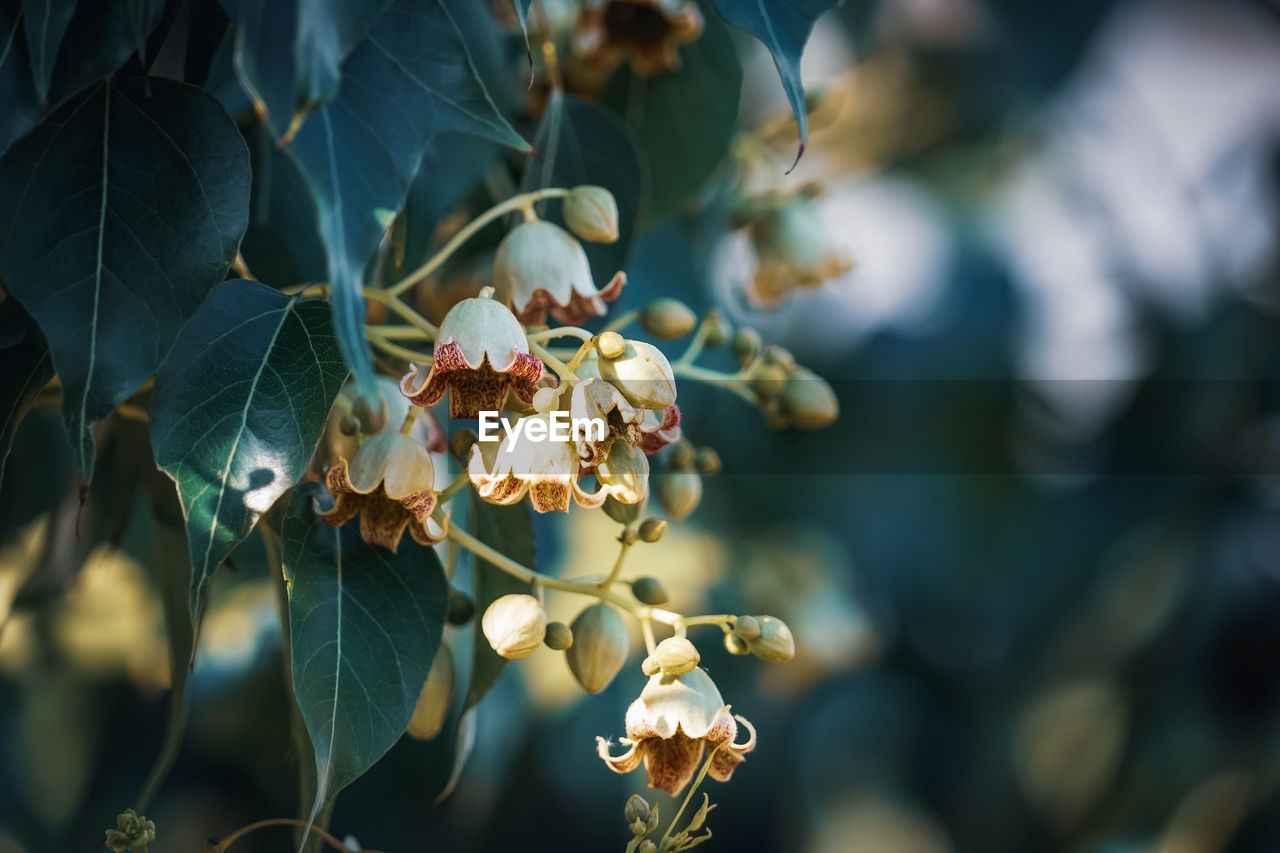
284 0 529 398
240 120 328 288
464 495 534 711
522 90 647 282
711 0 836 166
0 299 54 488
20 0 76 103
150 278 348 652
604 5 741 225
0 78 250 477
400 132 500 274
282 483 448 836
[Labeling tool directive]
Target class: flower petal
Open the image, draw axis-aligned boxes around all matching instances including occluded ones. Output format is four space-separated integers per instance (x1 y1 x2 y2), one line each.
400 361 450 408
707 715 757 783
596 736 646 775
644 732 704 796
357 489 413 551
318 492 362 528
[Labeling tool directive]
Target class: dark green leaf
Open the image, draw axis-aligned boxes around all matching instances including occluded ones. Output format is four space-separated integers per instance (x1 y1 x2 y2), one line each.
282 483 448 831
0 78 250 476
20 0 76 103
522 90 646 280
0 298 54 488
604 5 741 225
150 278 348 650
241 120 328 288
464 495 534 710
284 0 528 397
511 0 532 69
711 0 836 164
401 132 500 274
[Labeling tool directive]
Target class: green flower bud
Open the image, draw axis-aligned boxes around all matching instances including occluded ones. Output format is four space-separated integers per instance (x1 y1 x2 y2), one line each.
762 344 796 370
450 428 478 460
656 470 702 520
724 631 750 655
781 368 839 429
564 185 620 243
731 327 761 365
653 636 699 676
566 602 630 693
637 518 667 543
407 644 455 740
694 447 721 475
597 340 677 410
625 793 652 825
597 330 627 359
339 413 360 436
482 594 547 659
750 363 788 401
702 311 731 348
732 614 761 640
640 298 697 339
638 840 657 853
544 620 574 650
447 589 475 625
105 810 155 853
631 820 649 838
748 615 796 661
603 494 644 524
631 576 670 605
668 441 697 470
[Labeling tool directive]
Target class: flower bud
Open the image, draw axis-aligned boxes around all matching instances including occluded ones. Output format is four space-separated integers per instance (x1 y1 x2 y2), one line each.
637 518 667 543
731 327 761 365
656 470 701 520
339 413 360 436
750 363 788 401
631 575 670 605
762 344 796 369
566 602 630 693
531 386 559 412
625 793 652 825
482 594 547 659
597 330 627 359
544 620 574 650
638 841 657 853
603 494 644 524
668 441 696 470
732 614 761 640
724 631 750 655
352 392 386 433
694 447 721 475
597 340 677 410
564 185 620 243
781 368 839 429
748 615 795 661
702 311 731 348
407 644 455 740
450 428 478 459
653 636 699 676
640 298 696 339
447 589 475 625
641 654 661 676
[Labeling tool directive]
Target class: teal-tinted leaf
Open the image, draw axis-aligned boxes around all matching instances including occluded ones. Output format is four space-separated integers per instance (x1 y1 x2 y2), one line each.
511 0 532 68
20 0 76 103
401 132 500 274
711 0 836 165
282 483 448 834
604 6 741 225
284 0 529 397
0 78 249 477
522 90 646 280
125 0 165 60
0 298 54 488
464 495 534 710
150 279 348 651
219 0 392 140
241 120 328 288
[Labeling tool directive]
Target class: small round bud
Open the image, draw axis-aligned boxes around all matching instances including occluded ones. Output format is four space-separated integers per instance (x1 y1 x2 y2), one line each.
748 615 796 661
564 185 620 243
482 594 547 660
652 636 699 676
597 340 676 409
731 327 762 366
446 589 475 625
641 654 660 676
566 602 630 693
450 428 478 459
339 413 360 436
597 330 627 359
631 575 670 605
638 841 657 853
702 311 731 348
603 494 644 524
625 793 652 825
762 344 796 369
531 386 559 412
637 518 667 543
668 441 696 470
352 393 386 433
732 614 761 640
781 368 839 430
544 620 574 650
693 447 721 475
724 631 750 655
750 363 788 401
407 644 455 740
656 470 702 520
640 298 697 339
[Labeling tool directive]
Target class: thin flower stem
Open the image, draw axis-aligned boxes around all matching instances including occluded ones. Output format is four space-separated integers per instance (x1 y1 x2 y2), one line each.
399 408 418 435
640 616 657 655
599 527 634 590
529 340 576 381
659 745 722 849
526 326 594 343
373 325 433 339
438 471 471 504
671 363 757 405
212 818 352 852
672 316 715 368
369 333 434 364
602 309 639 333
385 188 570 298
364 288 439 338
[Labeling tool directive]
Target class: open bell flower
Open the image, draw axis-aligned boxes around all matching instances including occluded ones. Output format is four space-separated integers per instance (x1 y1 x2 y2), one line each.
320 433 443 551
401 292 543 419
574 0 704 77
467 413 606 513
596 666 756 795
569 378 681 466
493 220 625 325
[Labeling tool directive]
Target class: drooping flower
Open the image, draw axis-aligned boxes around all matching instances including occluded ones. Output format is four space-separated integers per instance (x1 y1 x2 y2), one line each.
731 184 852 306
401 292 543 419
568 378 681 466
320 433 443 551
493 220 625 325
574 0 704 77
467 413 606 513
596 666 756 795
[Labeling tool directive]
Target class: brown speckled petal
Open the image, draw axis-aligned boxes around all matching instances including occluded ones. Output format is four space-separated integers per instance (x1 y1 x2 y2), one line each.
644 732 704 795
318 492 363 528
596 736 646 775
707 715 757 782
358 489 413 551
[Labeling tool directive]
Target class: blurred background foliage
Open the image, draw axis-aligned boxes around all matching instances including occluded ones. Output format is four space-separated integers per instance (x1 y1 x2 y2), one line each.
4 0 1280 851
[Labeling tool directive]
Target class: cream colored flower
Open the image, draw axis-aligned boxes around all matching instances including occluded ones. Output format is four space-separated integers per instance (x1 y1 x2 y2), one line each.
467 413 606 513
596 666 756 795
568 378 681 466
320 433 443 551
493 221 625 325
